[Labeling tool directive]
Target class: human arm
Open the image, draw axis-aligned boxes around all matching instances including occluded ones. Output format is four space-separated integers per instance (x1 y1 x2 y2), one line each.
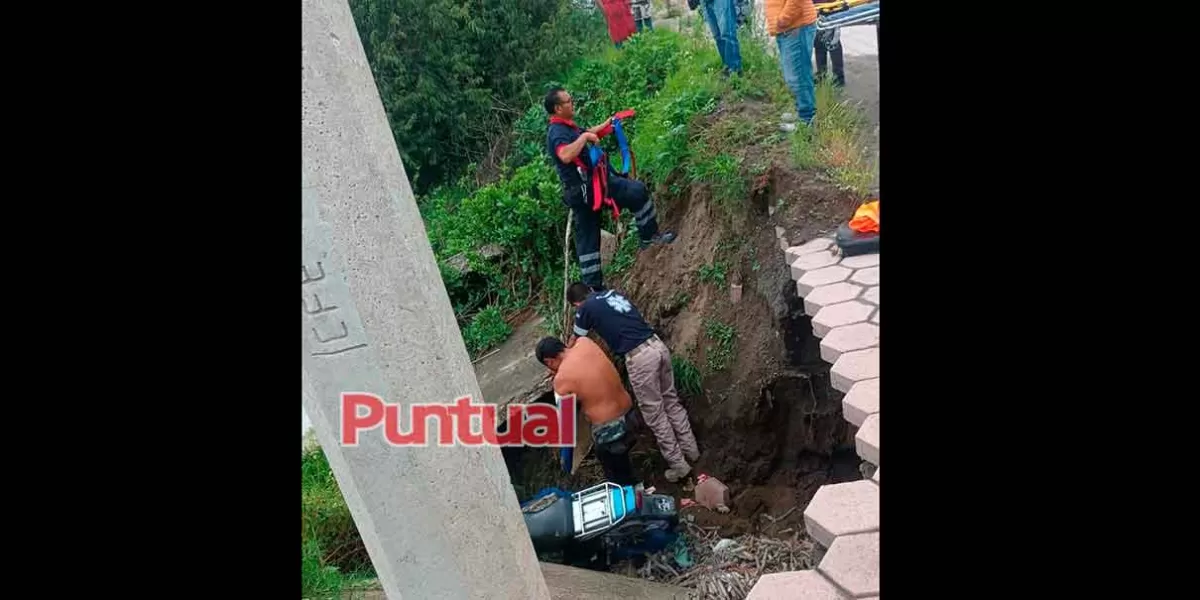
587 117 613 136
556 132 600 164
553 378 578 411
777 0 810 32
569 304 592 347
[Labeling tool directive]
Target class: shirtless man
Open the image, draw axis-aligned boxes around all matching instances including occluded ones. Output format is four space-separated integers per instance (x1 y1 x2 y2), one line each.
535 336 638 486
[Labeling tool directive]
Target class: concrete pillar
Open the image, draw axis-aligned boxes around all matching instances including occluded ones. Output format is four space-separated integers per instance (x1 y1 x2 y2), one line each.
301 0 550 598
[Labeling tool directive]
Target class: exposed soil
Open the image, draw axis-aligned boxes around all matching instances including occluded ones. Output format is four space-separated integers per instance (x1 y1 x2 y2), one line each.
504 122 866 541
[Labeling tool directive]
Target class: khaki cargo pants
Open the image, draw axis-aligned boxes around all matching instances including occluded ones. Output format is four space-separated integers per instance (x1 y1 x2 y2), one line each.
626 336 698 471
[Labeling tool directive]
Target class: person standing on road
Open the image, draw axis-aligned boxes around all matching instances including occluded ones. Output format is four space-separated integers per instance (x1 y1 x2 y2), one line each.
814 26 845 87
701 0 744 77
631 0 654 32
766 0 819 126
536 336 639 486
598 0 638 48
566 282 700 483
544 87 676 291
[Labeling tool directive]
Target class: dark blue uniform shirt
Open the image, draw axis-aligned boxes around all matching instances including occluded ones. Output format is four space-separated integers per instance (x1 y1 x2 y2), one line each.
573 289 654 355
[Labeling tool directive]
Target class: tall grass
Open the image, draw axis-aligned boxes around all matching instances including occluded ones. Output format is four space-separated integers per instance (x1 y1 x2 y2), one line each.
302 448 375 599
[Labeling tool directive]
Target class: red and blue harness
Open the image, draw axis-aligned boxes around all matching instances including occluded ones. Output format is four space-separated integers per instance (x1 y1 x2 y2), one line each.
551 110 637 220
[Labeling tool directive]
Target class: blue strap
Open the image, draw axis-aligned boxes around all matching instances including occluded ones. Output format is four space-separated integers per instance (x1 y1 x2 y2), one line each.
612 117 632 176
588 144 604 167
560 447 572 473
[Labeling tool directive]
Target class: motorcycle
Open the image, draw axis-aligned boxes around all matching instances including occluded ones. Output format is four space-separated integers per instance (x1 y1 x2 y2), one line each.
520 481 679 568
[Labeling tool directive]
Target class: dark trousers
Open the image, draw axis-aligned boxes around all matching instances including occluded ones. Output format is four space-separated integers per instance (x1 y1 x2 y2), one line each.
815 31 845 86
568 169 660 288
594 432 637 486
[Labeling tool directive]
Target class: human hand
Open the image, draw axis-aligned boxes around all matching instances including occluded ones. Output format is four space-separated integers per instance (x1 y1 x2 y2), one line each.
582 132 600 144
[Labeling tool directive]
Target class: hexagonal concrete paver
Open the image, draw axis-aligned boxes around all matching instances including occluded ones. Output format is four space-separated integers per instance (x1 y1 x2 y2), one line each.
818 532 880 598
812 301 875 338
746 570 849 600
839 253 879 269
790 250 841 280
820 322 880 364
797 265 854 296
803 480 880 548
856 414 879 465
804 282 864 316
841 378 880 427
785 237 834 264
849 266 879 286
861 286 879 305
831 348 880 393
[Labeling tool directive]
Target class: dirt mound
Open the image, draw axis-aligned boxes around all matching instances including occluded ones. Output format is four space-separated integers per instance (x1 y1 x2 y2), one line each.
604 139 862 537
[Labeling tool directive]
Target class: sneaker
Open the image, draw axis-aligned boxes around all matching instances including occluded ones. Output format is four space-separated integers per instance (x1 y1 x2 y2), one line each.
639 231 677 250
665 464 691 483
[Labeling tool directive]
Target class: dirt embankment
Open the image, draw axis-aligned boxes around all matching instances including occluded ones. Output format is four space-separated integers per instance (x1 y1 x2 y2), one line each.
508 99 867 540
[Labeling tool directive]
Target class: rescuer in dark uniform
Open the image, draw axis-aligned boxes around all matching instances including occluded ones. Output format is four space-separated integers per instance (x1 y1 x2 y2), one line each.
544 87 676 290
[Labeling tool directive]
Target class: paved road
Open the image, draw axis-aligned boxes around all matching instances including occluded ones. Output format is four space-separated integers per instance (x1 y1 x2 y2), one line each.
836 23 880 188
838 24 879 127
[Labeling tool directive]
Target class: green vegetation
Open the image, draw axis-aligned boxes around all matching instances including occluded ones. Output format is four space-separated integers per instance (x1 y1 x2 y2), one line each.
349 0 607 193
303 447 376 598
412 20 872 359
461 305 512 356
423 27 728 358
703 318 737 372
790 78 875 195
672 354 704 397
697 260 728 286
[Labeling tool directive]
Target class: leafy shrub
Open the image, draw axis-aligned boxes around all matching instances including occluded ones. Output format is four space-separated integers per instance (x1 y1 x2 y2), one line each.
349 0 607 193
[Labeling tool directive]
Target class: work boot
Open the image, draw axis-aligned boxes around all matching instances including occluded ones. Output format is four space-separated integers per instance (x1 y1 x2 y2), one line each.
639 231 677 250
665 463 691 483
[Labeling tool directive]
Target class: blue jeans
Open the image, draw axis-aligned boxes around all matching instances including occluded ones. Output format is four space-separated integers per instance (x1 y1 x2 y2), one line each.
703 0 742 74
776 23 818 124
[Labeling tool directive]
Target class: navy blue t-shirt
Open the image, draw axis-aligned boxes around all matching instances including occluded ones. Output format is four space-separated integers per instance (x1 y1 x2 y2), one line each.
546 121 589 203
573 290 654 355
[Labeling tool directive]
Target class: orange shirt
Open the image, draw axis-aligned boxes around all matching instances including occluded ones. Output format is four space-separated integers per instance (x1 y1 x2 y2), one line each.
764 0 818 36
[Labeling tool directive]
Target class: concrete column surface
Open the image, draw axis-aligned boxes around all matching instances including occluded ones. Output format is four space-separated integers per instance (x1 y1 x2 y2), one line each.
302 0 550 598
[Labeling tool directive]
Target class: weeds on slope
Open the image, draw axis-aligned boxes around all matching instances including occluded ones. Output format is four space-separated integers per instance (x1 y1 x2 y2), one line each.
422 23 873 357
302 448 375 599
424 28 724 356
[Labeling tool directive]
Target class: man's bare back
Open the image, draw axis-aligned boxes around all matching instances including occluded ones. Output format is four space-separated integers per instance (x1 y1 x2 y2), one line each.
553 337 631 424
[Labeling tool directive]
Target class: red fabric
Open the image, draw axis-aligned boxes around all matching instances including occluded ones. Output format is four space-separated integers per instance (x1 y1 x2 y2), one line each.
549 116 579 130
598 0 637 45
550 115 619 219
